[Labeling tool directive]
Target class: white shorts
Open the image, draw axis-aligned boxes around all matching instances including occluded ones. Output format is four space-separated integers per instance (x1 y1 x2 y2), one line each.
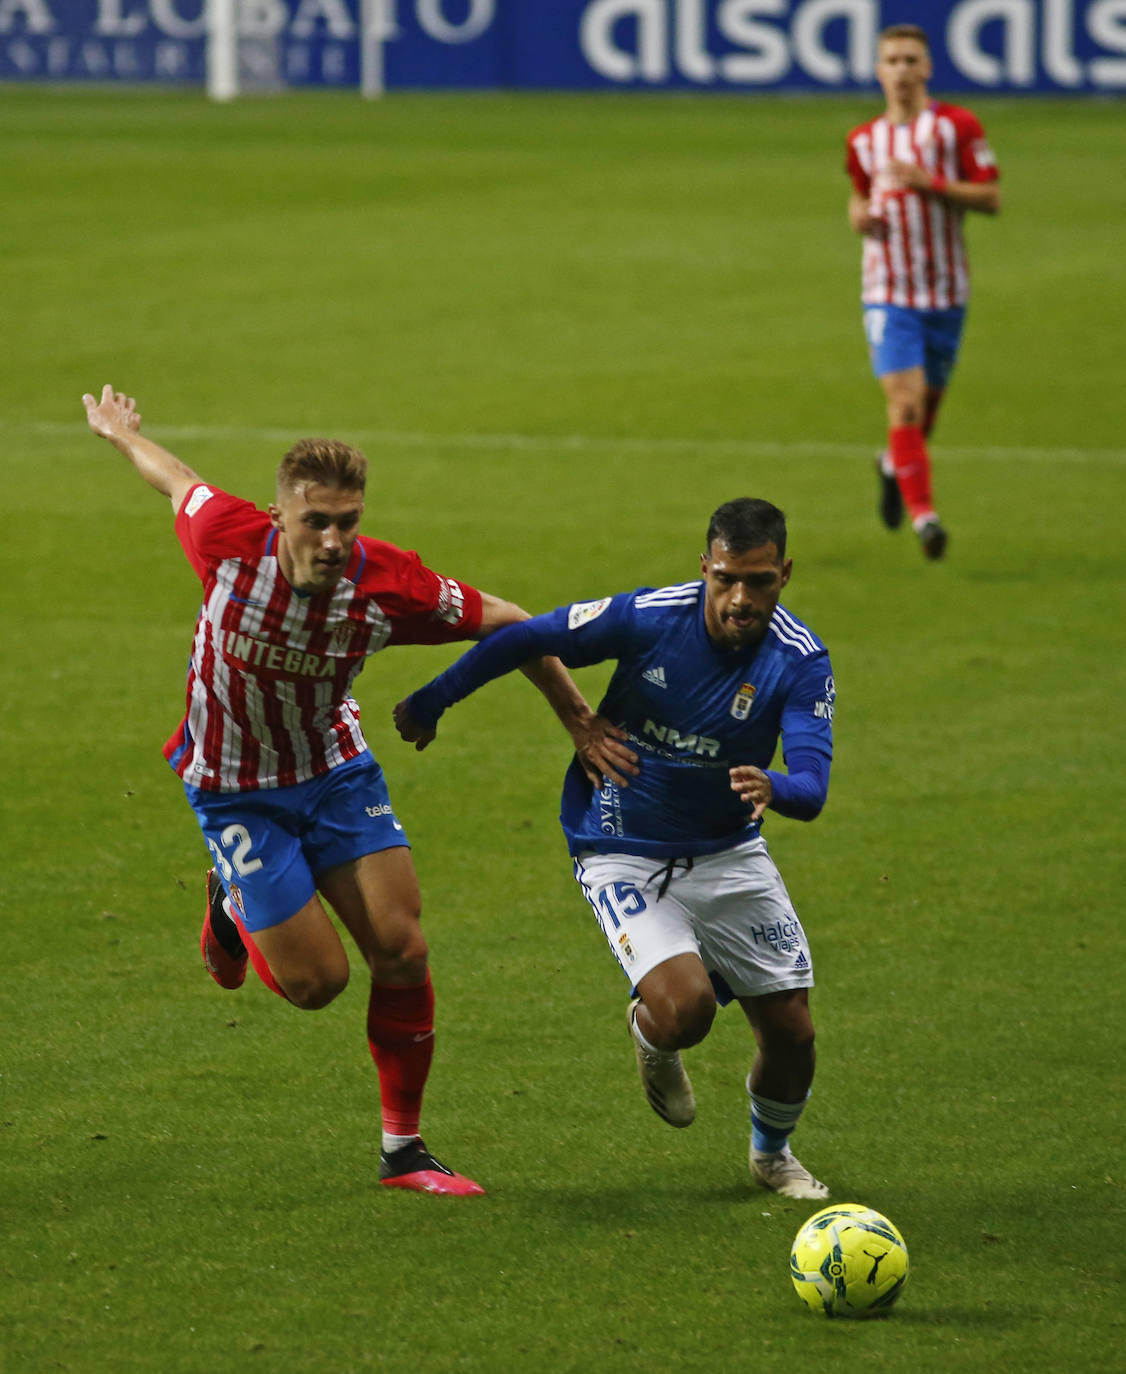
573 837 814 1002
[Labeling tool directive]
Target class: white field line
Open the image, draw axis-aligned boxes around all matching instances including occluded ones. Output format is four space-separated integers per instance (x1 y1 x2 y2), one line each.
24 421 1126 464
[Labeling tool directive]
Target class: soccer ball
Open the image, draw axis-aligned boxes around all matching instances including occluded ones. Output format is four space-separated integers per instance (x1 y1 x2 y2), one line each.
790 1203 909 1318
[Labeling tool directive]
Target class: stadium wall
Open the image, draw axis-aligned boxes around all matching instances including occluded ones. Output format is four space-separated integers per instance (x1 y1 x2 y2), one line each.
2 0 1124 93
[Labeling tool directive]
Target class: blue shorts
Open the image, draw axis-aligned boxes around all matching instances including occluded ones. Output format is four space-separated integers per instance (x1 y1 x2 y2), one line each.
184 753 409 932
863 304 966 389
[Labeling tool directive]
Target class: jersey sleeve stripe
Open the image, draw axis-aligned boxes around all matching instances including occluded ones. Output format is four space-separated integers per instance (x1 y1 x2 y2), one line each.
770 607 821 656
635 583 701 609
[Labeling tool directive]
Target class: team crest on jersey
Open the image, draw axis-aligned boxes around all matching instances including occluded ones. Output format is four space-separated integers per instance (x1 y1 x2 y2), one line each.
185 485 215 518
731 682 756 721
228 883 245 918
973 138 996 168
330 622 353 654
568 597 611 630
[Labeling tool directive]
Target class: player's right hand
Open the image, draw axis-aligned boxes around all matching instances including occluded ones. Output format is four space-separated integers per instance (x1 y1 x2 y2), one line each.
571 713 639 791
729 764 772 822
393 698 436 752
82 383 142 438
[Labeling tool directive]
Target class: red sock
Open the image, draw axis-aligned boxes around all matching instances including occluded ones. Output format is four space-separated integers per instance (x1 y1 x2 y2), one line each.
888 423 936 522
228 908 290 1002
367 973 435 1138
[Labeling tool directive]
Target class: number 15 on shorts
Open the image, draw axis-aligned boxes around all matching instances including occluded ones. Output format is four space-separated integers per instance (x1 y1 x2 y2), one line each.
595 881 647 930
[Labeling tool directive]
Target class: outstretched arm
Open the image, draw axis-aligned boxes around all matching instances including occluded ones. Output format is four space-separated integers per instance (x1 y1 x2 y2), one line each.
82 384 203 513
393 600 639 789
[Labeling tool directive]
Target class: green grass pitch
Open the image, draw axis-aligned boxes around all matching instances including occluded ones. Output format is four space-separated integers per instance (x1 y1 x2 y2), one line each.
1 85 1122 1372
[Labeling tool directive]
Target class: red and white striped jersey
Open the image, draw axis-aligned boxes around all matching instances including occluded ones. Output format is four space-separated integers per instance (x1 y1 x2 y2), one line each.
845 101 999 309
163 483 483 793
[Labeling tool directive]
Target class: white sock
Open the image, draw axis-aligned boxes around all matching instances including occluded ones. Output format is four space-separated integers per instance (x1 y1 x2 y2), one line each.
630 1004 669 1056
382 1131 421 1154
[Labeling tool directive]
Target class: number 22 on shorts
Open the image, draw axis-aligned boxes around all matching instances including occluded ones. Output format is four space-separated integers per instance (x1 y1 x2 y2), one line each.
207 823 263 882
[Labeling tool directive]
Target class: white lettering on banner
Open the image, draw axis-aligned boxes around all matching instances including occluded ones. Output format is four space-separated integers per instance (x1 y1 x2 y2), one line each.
82 38 110 70
95 1 147 36
944 0 1126 88
1044 0 1083 80
291 0 355 40
948 0 1036 84
678 0 714 81
323 39 347 76
792 0 874 82
417 0 495 43
720 0 791 83
241 0 289 38
1089 0 1126 84
579 0 878 86
150 0 205 39
6 0 1126 90
1 30 194 70
581 0 668 81
0 0 55 34
5 36 33 64
154 37 189 71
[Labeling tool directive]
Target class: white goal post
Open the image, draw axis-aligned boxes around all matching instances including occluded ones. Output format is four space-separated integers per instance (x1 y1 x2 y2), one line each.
206 0 395 102
206 0 238 100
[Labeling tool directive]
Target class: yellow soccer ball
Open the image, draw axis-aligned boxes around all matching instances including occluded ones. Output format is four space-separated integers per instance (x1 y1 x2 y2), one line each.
790 1203 909 1317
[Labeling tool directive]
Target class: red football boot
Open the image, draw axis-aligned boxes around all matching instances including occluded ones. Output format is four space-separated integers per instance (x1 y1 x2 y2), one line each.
379 1139 485 1196
200 868 248 990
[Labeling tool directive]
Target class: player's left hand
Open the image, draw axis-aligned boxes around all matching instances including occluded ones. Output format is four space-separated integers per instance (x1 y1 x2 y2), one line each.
392 698 436 752
571 714 639 791
729 764 772 822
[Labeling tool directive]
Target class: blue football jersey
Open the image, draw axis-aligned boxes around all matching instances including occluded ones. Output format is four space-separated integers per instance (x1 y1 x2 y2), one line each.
409 580 834 861
553 583 832 857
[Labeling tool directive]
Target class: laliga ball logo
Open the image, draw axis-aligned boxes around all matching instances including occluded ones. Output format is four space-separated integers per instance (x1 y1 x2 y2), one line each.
790 1204 909 1318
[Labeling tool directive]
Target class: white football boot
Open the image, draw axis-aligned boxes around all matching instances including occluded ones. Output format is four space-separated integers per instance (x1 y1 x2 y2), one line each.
750 1144 829 1200
627 998 695 1128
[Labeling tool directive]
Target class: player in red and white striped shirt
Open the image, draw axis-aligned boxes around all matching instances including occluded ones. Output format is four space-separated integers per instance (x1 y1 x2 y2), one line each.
83 384 634 1196
845 24 1000 559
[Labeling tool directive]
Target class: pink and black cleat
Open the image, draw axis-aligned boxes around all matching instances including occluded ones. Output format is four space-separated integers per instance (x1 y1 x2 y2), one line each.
379 1139 485 1196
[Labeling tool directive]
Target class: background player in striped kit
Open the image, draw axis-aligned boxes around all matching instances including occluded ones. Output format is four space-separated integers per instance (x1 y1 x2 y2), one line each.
845 23 1001 559
395 499 834 1199
82 383 632 1196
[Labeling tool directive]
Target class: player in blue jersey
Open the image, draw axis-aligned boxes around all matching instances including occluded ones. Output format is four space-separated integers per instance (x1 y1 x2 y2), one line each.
394 499 833 1199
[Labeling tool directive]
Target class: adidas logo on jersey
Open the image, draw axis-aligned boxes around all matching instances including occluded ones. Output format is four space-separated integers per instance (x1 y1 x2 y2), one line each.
642 666 667 688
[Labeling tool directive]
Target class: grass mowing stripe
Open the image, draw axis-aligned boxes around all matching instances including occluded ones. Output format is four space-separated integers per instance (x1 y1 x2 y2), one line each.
17 420 1126 464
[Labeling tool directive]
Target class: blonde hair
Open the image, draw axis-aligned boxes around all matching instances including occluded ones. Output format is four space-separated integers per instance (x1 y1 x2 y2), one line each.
277 438 367 495
879 23 930 52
